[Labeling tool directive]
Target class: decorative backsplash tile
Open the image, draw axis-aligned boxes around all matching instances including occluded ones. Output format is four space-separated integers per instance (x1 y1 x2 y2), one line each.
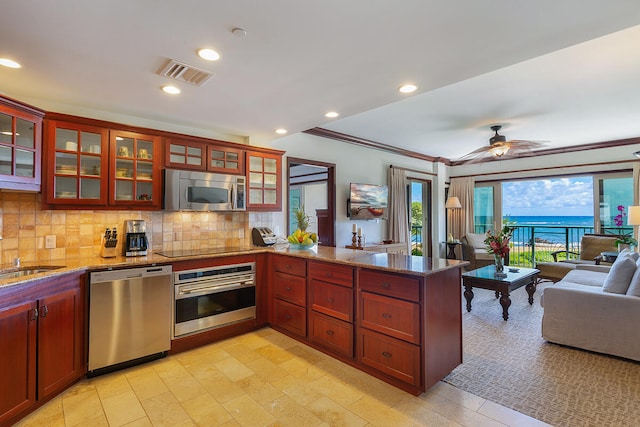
0 192 268 265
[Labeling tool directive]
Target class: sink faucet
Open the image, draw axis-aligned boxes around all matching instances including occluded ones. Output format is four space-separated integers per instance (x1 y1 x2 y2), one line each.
14 257 20 267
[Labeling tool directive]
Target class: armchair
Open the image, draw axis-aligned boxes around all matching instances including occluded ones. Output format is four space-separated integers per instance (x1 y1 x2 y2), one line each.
536 234 618 282
461 233 501 270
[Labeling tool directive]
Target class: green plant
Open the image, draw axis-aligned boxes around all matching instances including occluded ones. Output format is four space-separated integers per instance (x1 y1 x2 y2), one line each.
294 205 310 231
613 205 638 246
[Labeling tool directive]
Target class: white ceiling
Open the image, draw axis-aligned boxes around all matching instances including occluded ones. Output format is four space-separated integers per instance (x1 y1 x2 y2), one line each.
1 1 640 161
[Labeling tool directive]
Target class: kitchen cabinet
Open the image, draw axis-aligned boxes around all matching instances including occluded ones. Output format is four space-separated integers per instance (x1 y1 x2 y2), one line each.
0 96 45 191
165 138 244 174
246 150 283 211
270 254 307 338
0 272 85 426
43 115 162 209
308 261 355 358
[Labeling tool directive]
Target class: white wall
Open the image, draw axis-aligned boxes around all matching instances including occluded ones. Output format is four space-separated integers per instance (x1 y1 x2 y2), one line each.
272 132 441 250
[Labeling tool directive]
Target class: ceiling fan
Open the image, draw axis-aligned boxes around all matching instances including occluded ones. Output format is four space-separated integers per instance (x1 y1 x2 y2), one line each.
456 125 547 163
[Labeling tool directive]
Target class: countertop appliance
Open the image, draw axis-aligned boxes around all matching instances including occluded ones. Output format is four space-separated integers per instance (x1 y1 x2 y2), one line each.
173 262 255 338
124 219 148 256
252 227 276 246
164 168 246 212
88 265 172 376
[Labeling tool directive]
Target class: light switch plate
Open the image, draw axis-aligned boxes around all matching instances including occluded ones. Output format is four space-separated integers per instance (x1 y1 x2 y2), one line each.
45 235 56 249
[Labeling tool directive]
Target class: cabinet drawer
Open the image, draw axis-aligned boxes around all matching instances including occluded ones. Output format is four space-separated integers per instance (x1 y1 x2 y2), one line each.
359 328 421 387
273 255 306 277
273 299 306 338
310 312 353 358
359 270 420 302
274 272 307 307
360 292 420 344
311 279 353 322
308 261 354 288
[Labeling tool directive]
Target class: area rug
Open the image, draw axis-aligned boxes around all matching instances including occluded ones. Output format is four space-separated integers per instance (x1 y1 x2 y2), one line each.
443 282 640 427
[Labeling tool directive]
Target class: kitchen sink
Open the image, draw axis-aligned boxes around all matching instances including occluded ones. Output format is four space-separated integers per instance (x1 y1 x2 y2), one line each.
0 265 65 281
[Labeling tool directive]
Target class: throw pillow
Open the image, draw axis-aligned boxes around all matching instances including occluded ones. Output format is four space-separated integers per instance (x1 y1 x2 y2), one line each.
626 260 640 297
466 233 486 249
603 257 637 294
614 248 639 264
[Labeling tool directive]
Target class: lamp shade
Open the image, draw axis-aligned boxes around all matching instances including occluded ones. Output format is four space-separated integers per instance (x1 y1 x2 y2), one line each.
445 196 462 209
627 206 640 225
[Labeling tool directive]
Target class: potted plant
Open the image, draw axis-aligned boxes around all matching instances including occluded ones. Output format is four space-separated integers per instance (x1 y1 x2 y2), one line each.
614 205 638 251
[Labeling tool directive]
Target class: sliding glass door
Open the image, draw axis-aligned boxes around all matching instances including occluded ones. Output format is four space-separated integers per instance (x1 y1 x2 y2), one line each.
408 179 432 257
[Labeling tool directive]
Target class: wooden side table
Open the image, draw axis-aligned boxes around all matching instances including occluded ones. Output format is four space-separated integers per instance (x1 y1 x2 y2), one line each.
446 241 461 259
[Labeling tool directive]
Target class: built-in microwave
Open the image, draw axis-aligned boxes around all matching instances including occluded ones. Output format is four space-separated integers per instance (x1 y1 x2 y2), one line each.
164 169 246 211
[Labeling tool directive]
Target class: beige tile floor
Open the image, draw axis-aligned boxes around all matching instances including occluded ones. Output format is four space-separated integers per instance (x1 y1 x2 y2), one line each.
15 328 550 427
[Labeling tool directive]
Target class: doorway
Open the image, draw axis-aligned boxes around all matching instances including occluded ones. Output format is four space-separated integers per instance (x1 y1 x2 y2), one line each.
408 179 432 257
287 158 336 247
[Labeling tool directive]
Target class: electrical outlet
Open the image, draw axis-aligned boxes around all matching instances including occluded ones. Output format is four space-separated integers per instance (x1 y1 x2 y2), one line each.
45 235 56 249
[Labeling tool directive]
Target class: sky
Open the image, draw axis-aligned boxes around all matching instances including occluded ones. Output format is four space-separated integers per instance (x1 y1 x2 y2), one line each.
502 177 594 216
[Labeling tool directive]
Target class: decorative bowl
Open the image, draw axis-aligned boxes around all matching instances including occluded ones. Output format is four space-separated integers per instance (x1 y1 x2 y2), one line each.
288 242 317 250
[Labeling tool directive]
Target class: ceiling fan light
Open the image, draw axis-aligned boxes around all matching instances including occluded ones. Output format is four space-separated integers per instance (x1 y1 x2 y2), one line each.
489 144 509 157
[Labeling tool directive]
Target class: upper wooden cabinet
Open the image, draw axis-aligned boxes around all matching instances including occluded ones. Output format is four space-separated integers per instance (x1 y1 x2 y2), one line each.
165 138 244 175
0 96 45 191
246 150 283 211
43 115 162 209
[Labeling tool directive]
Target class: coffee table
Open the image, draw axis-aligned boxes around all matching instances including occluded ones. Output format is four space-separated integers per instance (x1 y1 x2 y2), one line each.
461 265 540 320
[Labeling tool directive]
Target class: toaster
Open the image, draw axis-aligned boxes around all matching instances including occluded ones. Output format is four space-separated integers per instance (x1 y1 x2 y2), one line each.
252 227 277 246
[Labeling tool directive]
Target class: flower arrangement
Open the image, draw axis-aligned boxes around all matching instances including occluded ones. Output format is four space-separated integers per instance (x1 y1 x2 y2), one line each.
484 225 514 257
613 205 638 246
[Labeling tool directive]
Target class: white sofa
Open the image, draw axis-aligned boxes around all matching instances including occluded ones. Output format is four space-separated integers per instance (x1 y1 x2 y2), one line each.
541 250 640 361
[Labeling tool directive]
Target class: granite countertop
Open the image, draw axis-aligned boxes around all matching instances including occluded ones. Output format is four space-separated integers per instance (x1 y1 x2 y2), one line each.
0 245 468 289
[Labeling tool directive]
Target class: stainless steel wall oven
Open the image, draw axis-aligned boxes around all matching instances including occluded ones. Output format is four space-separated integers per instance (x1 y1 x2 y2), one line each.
173 262 256 337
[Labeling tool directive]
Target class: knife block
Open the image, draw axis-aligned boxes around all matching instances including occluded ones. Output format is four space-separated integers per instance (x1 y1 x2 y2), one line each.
101 236 118 258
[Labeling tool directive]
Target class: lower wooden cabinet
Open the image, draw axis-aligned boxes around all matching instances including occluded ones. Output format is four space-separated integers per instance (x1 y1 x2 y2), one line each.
359 328 421 387
309 311 353 358
273 298 306 338
0 272 85 426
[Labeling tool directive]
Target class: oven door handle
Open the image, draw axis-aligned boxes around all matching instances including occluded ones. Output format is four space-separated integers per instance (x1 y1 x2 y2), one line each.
177 280 254 297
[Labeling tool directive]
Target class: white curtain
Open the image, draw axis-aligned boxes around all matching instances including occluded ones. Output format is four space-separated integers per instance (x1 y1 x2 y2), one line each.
448 177 475 241
388 167 410 254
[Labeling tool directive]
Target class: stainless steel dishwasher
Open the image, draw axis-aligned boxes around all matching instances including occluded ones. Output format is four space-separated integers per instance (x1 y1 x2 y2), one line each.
88 265 172 376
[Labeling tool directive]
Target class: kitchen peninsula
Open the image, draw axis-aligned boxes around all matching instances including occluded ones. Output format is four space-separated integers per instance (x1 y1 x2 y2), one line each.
0 246 466 424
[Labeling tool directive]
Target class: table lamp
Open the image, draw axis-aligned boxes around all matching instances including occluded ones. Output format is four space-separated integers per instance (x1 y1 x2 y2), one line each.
627 206 640 250
445 196 462 242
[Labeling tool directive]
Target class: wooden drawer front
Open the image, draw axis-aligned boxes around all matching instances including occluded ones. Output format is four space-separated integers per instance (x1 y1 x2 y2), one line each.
310 312 353 358
360 292 420 344
273 299 306 338
274 272 307 307
311 279 353 322
273 255 306 277
308 261 354 288
359 270 420 302
359 328 421 387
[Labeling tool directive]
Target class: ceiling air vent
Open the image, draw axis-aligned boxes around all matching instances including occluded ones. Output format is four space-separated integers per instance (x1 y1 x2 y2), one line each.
158 59 214 86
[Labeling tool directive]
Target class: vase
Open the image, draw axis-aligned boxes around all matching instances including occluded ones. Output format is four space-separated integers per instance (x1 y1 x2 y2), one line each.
493 254 504 273
618 243 634 253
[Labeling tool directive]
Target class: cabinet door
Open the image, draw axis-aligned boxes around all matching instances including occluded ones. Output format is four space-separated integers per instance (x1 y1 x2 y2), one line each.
0 301 37 425
208 145 244 174
310 311 353 358
246 151 282 211
273 298 306 338
110 130 162 208
37 286 84 400
44 120 108 205
0 98 44 191
165 139 206 170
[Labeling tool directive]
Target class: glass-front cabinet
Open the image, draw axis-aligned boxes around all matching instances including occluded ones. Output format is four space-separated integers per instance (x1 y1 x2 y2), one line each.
165 138 244 174
246 150 283 211
208 145 243 174
45 121 108 205
109 130 160 206
0 97 44 191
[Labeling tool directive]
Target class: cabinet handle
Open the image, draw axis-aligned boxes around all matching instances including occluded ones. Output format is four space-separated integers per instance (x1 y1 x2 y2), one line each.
382 313 392 319
326 272 333 277
285 286 292 291
381 283 391 289
285 314 292 320
327 297 334 303
30 308 38 321
40 305 48 318
382 351 392 358
326 330 334 336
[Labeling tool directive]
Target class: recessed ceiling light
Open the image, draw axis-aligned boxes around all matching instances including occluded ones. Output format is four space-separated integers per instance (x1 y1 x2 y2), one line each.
325 111 339 118
275 128 288 135
398 84 417 94
0 58 21 69
232 28 247 37
162 85 181 95
197 48 221 61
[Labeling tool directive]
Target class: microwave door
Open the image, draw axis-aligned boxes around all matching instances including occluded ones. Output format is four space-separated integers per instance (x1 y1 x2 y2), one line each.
181 180 232 210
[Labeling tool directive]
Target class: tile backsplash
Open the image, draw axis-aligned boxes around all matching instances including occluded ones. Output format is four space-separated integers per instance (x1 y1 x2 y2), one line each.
0 192 279 265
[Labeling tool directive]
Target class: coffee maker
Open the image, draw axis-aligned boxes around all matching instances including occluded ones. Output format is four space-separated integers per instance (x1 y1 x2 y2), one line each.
123 220 148 256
